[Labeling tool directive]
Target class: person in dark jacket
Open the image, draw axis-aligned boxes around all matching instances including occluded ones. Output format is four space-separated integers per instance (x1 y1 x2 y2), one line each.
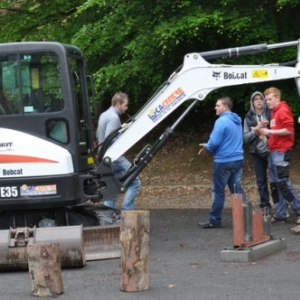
243 91 271 209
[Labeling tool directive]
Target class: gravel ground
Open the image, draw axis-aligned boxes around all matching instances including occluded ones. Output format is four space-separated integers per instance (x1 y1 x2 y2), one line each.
114 181 300 210
135 183 262 209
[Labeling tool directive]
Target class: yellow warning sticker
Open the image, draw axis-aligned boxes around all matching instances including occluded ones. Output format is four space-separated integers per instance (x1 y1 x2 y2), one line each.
87 156 94 164
252 70 268 78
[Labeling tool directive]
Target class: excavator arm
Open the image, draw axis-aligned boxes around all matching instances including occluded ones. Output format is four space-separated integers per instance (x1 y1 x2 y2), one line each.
95 39 300 198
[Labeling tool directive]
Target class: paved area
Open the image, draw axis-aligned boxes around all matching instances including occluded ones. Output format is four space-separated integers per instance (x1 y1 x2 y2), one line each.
1 208 300 300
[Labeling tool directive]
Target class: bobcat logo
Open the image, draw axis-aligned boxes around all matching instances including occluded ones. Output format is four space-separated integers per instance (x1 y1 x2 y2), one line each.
212 71 221 80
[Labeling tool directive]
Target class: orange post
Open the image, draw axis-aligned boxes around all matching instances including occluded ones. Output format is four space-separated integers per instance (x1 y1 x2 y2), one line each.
231 194 271 248
252 209 264 242
232 194 244 247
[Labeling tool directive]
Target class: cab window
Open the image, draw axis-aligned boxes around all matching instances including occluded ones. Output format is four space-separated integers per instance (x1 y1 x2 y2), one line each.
0 52 64 114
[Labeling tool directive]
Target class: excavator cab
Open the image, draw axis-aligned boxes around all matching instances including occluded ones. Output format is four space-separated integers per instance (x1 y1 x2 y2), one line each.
0 42 103 220
0 43 121 270
0 42 97 215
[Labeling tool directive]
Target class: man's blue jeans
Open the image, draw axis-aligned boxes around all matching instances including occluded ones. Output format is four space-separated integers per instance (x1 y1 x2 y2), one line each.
209 160 245 225
104 157 141 210
268 151 300 218
252 154 270 208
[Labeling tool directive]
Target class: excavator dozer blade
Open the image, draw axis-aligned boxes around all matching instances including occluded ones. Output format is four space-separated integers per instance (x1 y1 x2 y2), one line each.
0 225 85 271
83 224 120 261
0 224 121 271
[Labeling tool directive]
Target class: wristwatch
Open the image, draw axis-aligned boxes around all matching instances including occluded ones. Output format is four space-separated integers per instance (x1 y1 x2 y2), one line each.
268 130 272 135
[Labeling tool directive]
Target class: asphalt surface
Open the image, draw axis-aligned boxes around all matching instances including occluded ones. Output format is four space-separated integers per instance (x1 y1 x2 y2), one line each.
1 208 300 300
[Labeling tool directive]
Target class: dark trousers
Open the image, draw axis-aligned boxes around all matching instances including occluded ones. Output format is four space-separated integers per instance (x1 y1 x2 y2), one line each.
252 154 270 208
209 160 245 225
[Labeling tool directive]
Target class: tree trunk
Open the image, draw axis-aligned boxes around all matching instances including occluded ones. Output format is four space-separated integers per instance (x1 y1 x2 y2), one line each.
120 210 150 292
27 243 63 297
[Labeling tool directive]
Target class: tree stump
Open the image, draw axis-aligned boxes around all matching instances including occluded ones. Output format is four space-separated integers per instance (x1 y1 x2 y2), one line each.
120 210 150 292
27 243 63 297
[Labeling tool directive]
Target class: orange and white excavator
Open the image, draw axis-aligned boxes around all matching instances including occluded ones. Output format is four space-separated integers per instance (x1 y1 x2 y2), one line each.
0 39 300 270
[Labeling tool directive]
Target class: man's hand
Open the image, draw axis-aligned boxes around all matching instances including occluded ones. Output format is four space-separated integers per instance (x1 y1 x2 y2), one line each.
198 143 209 156
256 128 270 143
259 120 269 128
251 120 269 136
251 126 261 136
259 128 270 137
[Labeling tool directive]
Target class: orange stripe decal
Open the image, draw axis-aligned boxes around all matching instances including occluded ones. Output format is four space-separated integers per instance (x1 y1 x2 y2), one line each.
0 154 59 164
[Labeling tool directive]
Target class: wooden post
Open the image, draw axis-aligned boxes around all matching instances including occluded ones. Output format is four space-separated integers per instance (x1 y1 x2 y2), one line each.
120 210 150 292
27 243 63 297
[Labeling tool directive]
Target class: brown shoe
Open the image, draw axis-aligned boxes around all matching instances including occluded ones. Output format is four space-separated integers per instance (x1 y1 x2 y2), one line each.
296 216 300 225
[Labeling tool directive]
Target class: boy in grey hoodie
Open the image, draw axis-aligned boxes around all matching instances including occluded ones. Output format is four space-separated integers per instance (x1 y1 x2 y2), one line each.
243 91 271 209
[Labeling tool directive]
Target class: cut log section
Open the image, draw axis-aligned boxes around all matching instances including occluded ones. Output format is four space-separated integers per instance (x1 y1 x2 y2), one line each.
27 243 63 297
120 210 150 292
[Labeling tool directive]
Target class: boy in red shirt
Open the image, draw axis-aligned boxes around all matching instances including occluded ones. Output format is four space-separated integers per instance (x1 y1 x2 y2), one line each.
260 87 300 224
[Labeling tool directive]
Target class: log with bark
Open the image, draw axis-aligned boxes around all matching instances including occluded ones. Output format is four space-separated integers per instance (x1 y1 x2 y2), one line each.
27 243 63 297
120 210 150 292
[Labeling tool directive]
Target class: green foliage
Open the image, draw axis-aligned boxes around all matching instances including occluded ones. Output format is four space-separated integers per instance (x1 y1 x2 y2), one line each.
0 0 84 42
277 0 300 7
1 0 300 123
71 0 300 118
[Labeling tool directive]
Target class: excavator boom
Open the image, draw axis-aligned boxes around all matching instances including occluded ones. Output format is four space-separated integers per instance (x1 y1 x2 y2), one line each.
95 39 300 200
102 39 300 163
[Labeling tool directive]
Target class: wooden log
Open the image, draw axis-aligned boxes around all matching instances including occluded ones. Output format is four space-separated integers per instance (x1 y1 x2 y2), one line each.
120 210 150 292
27 243 63 297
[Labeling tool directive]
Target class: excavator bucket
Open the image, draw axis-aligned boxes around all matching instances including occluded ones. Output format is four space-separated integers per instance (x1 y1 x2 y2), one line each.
83 224 120 261
0 224 120 271
0 225 85 271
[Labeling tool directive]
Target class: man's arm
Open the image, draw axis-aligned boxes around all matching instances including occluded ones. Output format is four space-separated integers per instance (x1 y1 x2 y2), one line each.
260 106 294 137
104 117 121 138
243 117 257 143
198 143 210 156
204 119 225 154
260 127 293 136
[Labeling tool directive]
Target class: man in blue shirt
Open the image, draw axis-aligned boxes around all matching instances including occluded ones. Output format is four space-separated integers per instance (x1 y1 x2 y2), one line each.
96 91 140 210
198 97 245 228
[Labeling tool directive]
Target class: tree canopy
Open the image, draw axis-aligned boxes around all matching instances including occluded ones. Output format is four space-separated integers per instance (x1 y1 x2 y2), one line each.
1 0 300 122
